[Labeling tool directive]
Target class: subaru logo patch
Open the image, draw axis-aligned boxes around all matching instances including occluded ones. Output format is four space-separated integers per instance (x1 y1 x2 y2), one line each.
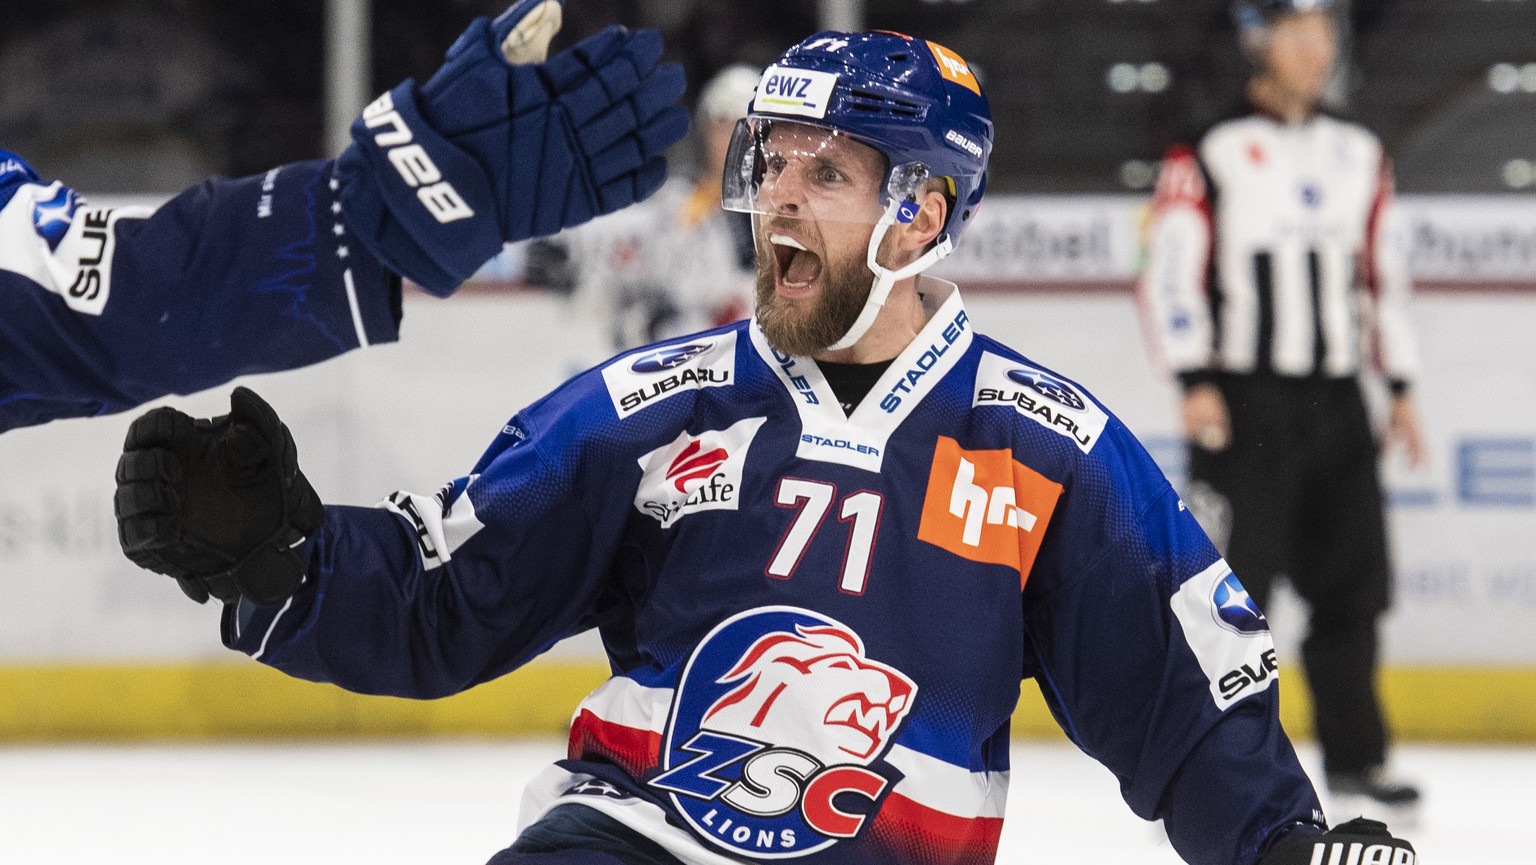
1212 573 1267 635
1006 368 1086 411
631 343 714 374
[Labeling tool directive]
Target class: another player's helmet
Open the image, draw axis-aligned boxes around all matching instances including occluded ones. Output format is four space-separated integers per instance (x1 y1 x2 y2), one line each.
723 31 993 349
1232 0 1336 33
699 64 763 123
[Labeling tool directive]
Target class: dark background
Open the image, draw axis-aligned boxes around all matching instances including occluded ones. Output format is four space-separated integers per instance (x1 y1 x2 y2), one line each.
3 0 1532 194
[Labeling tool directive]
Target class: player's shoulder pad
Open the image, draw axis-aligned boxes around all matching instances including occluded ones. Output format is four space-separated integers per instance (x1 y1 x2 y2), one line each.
490 322 745 463
969 335 1118 458
597 323 744 422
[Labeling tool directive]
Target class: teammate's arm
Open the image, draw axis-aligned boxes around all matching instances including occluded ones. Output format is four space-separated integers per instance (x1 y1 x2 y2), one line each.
0 0 688 433
0 154 400 433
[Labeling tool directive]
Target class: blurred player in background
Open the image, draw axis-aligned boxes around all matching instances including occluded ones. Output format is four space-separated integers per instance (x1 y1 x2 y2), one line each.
560 63 759 351
1140 0 1426 821
113 24 1413 865
0 0 687 433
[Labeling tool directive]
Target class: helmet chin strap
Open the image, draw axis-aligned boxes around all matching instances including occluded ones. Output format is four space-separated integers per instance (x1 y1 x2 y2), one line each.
825 198 954 352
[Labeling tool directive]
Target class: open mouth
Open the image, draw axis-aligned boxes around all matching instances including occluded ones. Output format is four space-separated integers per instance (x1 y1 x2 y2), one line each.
770 233 824 290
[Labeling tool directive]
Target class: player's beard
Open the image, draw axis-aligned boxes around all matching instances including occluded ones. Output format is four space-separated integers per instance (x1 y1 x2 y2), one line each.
754 240 872 357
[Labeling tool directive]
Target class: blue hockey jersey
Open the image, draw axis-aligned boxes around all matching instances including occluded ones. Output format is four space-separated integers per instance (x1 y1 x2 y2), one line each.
225 280 1324 865
0 149 399 432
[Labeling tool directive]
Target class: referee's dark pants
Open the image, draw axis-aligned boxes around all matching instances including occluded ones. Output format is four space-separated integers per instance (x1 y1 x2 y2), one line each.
1186 372 1392 777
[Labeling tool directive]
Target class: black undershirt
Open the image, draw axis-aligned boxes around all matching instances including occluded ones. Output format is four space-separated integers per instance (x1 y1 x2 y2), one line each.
818 359 895 416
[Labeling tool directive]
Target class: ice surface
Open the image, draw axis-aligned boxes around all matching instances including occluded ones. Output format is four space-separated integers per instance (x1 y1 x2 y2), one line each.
0 739 1525 863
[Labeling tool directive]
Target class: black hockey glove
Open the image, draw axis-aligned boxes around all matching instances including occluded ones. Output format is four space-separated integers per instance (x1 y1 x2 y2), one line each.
114 387 323 605
1258 817 1415 865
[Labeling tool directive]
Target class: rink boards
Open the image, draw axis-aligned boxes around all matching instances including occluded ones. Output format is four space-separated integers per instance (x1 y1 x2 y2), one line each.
0 193 1532 741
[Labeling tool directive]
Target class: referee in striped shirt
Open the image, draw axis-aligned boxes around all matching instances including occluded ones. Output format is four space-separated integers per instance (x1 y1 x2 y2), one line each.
1140 0 1427 820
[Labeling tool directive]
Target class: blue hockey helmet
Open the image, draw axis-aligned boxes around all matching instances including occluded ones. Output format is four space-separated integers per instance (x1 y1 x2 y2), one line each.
1232 0 1337 33
723 31 993 350
723 30 993 248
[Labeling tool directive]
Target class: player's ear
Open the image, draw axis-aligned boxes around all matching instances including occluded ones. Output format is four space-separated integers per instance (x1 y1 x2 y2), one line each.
886 185 949 265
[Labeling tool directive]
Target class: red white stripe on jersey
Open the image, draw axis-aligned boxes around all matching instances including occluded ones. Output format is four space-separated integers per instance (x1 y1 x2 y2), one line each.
566 675 670 777
868 744 1009 864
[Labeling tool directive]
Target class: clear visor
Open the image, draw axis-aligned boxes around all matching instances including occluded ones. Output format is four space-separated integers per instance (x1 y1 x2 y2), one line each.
721 117 933 227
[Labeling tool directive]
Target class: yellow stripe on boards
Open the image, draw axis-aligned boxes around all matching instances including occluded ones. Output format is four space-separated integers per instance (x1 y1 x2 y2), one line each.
1014 666 1536 742
2 663 1534 742
0 663 607 741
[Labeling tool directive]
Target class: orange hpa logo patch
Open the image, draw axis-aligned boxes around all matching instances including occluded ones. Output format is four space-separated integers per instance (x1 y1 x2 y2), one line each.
926 41 981 95
918 437 1062 587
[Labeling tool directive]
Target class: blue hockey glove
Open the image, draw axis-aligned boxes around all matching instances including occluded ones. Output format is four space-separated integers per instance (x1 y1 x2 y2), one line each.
336 0 690 296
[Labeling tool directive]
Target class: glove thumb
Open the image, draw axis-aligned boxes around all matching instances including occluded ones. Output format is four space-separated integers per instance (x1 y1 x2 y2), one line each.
225 386 323 534
224 386 284 481
227 386 284 443
496 0 564 64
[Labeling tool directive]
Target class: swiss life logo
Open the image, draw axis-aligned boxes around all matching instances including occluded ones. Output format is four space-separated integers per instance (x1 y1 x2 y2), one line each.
917 436 1062 587
666 440 729 493
651 607 917 858
633 416 766 528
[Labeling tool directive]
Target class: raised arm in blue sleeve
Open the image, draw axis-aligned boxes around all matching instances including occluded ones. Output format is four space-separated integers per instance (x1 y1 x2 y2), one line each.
1022 426 1325 865
219 379 634 699
0 150 400 432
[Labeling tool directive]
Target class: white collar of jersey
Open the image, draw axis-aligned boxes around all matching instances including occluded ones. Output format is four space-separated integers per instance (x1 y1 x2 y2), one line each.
750 278 973 473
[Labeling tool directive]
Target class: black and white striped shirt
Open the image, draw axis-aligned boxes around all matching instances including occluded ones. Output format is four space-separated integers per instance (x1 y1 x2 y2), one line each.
1140 110 1418 392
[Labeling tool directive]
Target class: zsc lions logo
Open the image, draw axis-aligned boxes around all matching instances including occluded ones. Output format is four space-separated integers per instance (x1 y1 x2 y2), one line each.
631 343 714 373
651 607 917 858
1006 368 1086 411
1212 572 1267 635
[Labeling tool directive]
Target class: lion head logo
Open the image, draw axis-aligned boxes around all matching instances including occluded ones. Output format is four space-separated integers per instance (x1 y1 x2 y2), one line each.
654 607 919 857
702 622 915 766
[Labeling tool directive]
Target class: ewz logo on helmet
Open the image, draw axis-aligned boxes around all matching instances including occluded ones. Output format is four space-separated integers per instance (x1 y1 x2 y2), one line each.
753 67 839 119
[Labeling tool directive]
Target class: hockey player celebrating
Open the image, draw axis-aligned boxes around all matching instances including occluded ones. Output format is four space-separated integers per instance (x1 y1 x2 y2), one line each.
0 0 687 432
114 27 1414 865
1141 0 1426 822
